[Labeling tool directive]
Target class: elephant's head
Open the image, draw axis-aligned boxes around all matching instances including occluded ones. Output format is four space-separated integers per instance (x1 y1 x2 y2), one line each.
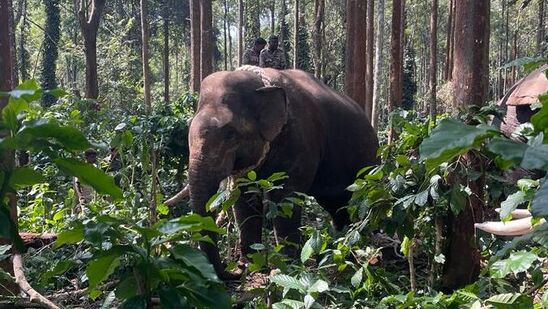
187 71 287 278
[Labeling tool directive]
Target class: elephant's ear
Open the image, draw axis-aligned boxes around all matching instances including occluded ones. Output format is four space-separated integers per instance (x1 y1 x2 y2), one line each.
255 86 288 141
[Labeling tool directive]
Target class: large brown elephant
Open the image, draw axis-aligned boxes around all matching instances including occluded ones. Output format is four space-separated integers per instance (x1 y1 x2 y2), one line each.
188 66 378 279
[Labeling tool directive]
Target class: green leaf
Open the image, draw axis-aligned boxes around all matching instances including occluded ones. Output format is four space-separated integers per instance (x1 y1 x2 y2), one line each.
86 252 122 290
157 214 224 235
500 191 527 220
115 276 138 299
119 296 147 309
270 274 305 293
308 279 329 293
351 267 363 288
54 227 84 248
531 94 548 132
8 167 45 188
491 251 538 278
485 293 533 309
532 179 548 218
7 120 91 151
159 287 188 308
247 170 257 181
420 119 496 169
170 244 219 282
54 158 123 200
273 300 305 309
521 143 548 171
487 138 528 166
300 241 313 263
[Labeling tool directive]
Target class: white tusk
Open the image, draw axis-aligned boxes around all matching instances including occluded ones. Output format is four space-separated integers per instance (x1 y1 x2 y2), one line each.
475 217 546 236
164 185 190 206
494 208 532 219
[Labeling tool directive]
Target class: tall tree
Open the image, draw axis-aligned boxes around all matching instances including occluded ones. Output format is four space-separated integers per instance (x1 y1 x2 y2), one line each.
538 0 546 56
0 0 18 295
389 0 404 140
200 0 213 80
312 0 325 78
372 0 385 130
223 0 228 70
163 1 170 103
442 0 490 291
18 0 29 81
40 0 61 106
190 0 201 91
429 0 438 122
344 0 366 108
8 0 17 86
140 0 151 113
270 0 276 34
365 0 374 120
78 0 106 99
293 0 300 69
444 0 454 80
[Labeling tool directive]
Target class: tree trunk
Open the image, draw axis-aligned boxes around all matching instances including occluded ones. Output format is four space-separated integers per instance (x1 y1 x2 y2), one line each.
227 2 233 70
538 0 545 56
504 0 509 93
345 0 366 109
78 0 106 100
365 0 374 121
444 0 453 80
223 0 228 70
271 0 276 35
200 0 213 80
280 0 287 54
372 0 385 130
19 0 29 81
429 0 438 122
190 0 201 92
293 0 300 69
238 0 243 66
163 2 170 104
443 0 489 291
312 0 325 79
40 0 61 106
389 0 404 124
8 0 17 86
140 0 151 114
0 0 18 296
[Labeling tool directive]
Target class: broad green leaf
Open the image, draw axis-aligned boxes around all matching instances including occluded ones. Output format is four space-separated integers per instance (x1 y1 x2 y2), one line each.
531 94 548 132
159 287 188 308
500 191 527 220
270 274 305 293
115 276 138 299
532 179 548 218
300 240 314 263
54 158 123 200
487 138 528 166
8 167 45 188
7 120 91 151
170 244 219 282
273 299 305 309
86 252 122 290
485 293 533 309
420 119 496 169
351 267 363 288
491 251 538 278
119 296 147 309
521 143 548 171
157 214 224 235
304 294 314 309
308 279 329 293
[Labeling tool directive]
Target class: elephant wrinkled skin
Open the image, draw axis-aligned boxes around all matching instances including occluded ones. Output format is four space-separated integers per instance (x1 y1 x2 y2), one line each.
187 67 378 279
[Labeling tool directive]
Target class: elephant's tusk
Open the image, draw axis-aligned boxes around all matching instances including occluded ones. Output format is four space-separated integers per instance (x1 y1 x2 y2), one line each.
475 217 546 236
164 185 189 206
494 208 532 219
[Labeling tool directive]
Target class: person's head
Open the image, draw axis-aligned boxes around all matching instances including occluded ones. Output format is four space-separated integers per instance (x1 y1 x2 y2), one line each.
268 35 279 50
253 37 266 52
84 148 98 164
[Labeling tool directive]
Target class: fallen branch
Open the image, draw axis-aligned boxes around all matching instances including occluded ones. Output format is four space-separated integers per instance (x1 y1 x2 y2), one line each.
12 253 60 309
164 185 189 206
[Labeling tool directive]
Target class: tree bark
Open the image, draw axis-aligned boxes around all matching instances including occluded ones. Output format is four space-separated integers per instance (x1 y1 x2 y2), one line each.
271 0 276 35
238 0 243 66
0 0 18 295
293 0 300 69
190 0 201 92
429 0 438 122
365 0 374 121
200 0 213 80
19 0 29 81
444 0 453 80
372 0 385 130
389 0 404 136
443 0 489 291
8 0 17 86
78 0 106 100
223 0 228 70
140 0 151 114
312 0 324 79
538 0 546 56
163 2 170 104
40 0 61 106
344 0 366 109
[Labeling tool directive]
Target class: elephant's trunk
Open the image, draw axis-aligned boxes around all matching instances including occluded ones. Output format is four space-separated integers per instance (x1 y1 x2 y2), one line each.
188 156 232 278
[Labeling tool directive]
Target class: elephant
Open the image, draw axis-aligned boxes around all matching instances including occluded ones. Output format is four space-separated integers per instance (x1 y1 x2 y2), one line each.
188 66 379 279
492 64 548 139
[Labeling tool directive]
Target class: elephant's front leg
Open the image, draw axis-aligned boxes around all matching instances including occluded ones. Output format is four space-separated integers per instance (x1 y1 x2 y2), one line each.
272 203 302 257
233 192 264 260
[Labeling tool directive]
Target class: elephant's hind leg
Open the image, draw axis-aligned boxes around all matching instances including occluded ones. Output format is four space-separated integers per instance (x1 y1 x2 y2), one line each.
233 192 264 258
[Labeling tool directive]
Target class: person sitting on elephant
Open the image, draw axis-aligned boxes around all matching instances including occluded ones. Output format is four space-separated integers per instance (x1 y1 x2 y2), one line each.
259 35 287 70
243 37 267 66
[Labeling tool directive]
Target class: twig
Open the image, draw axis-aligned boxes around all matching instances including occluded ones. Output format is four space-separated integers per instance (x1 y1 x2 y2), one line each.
12 253 61 309
408 238 416 292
